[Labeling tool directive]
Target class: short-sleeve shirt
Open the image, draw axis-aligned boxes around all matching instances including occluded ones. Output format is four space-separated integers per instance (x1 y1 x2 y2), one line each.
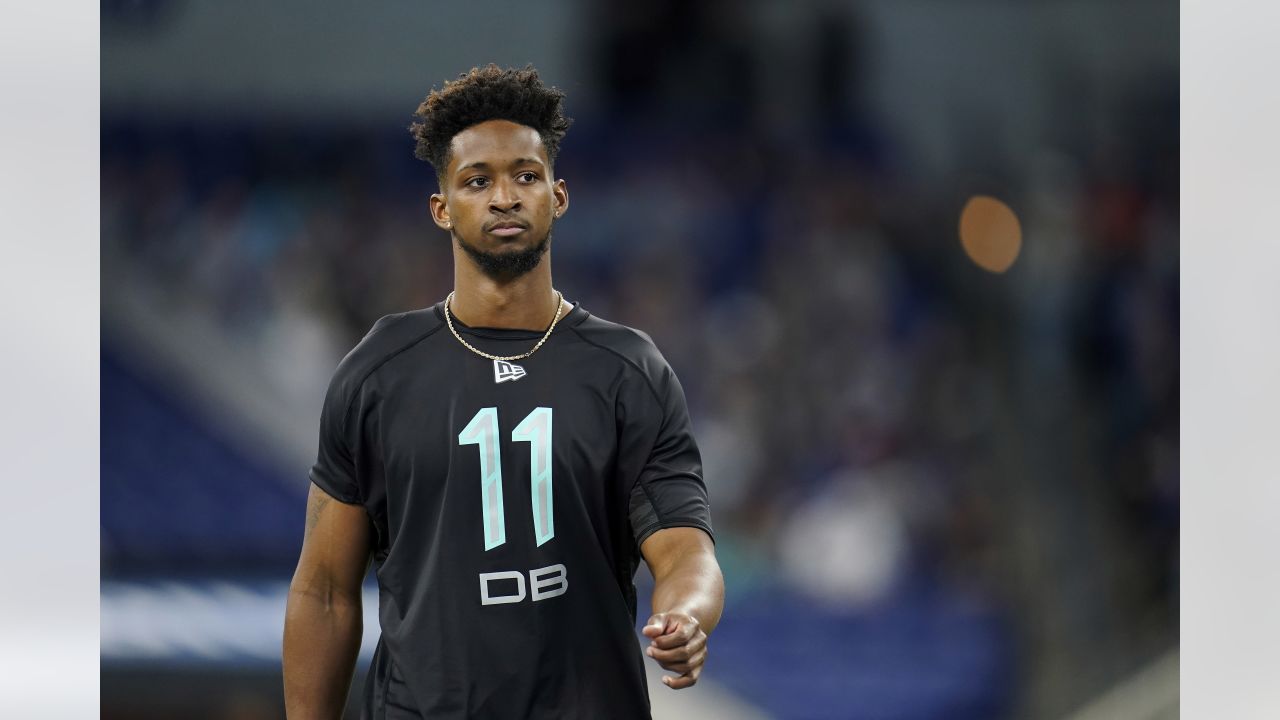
309 300 714 720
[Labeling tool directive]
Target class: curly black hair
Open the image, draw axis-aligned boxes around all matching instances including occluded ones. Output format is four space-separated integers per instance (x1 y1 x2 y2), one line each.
409 64 573 180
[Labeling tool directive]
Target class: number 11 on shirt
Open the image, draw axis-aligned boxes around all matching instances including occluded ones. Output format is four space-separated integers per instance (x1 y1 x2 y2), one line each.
458 407 555 551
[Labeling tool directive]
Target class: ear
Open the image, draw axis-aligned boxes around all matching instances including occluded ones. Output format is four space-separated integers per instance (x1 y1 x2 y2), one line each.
551 178 569 220
429 192 452 232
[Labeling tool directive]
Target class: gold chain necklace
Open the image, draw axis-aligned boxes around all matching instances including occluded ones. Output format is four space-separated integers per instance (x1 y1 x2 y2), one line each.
444 290 565 362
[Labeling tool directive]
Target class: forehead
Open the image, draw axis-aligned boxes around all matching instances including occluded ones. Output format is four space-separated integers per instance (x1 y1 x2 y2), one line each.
448 119 547 171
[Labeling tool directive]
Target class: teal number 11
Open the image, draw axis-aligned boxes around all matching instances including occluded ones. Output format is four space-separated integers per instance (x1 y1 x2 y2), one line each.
458 407 554 551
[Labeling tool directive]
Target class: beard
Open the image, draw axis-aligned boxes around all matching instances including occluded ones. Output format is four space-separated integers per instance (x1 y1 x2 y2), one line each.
454 229 551 281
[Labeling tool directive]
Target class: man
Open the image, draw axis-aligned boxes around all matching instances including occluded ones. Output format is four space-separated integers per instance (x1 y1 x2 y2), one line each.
283 64 724 720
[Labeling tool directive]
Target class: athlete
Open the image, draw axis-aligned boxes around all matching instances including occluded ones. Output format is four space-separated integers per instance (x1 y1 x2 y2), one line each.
282 64 724 719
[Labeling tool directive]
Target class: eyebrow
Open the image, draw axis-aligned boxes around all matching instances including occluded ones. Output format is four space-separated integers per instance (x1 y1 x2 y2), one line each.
455 157 547 175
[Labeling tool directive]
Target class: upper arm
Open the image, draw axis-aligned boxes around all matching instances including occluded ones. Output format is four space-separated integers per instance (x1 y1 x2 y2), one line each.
640 526 716 581
291 482 373 600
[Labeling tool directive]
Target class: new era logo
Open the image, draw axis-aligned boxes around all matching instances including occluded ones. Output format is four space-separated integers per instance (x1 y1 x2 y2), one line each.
493 360 527 384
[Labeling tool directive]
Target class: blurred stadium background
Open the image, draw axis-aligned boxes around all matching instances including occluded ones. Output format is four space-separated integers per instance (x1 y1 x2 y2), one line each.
100 1 1178 718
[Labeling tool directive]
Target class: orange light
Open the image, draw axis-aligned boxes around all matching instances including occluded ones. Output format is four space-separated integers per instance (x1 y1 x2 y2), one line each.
959 195 1022 273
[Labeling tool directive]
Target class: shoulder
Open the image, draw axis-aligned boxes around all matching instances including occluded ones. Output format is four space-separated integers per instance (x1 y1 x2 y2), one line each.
569 311 676 391
326 306 445 400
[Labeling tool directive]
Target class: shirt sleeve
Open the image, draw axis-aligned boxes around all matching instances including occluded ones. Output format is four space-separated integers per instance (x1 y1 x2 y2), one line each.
307 366 363 505
626 364 714 548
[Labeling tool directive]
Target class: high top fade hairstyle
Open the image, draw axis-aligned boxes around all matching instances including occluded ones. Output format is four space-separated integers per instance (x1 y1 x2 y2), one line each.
410 64 573 185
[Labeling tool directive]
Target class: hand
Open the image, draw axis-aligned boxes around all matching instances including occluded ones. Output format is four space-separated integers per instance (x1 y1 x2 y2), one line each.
642 612 708 689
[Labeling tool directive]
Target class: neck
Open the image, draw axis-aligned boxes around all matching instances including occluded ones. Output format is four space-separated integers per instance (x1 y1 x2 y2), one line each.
449 250 566 330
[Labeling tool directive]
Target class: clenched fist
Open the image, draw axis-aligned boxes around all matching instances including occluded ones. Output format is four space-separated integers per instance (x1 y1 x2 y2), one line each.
642 612 708 689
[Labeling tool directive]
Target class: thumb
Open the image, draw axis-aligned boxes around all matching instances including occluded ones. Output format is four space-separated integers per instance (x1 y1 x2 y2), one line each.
642 614 666 638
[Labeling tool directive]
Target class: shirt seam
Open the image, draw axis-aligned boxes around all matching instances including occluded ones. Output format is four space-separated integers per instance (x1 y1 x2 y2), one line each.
337 319 446 503
635 470 667 532
635 518 715 546
567 325 666 408
570 325 684 535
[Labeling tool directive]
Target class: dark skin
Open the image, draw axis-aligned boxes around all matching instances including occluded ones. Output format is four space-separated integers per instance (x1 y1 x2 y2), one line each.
429 118 571 331
639 527 724 688
283 119 724 717
283 487 371 718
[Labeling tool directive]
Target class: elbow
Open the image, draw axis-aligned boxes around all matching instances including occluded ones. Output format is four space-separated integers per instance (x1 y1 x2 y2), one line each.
288 573 363 613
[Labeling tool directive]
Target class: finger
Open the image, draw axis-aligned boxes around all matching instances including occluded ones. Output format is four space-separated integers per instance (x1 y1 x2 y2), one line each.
662 613 682 635
641 614 667 638
662 666 701 690
646 643 689 664
655 647 707 675
650 622 699 650
646 634 705 664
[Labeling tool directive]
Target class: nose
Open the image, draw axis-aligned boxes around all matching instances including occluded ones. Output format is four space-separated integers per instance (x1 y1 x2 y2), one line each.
489 178 521 214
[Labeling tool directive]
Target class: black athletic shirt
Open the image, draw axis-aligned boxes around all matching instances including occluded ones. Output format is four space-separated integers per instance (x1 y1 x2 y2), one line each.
308 300 714 720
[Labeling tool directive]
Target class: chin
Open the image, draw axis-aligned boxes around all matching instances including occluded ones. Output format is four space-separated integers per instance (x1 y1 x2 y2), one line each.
490 237 533 248
488 232 539 246
491 232 550 250
456 230 551 278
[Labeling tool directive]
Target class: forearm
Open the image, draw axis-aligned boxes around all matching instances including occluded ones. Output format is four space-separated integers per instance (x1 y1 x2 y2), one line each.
650 546 725 635
283 584 364 719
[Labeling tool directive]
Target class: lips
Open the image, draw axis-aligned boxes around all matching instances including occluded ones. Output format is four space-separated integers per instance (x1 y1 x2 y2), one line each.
486 221 528 237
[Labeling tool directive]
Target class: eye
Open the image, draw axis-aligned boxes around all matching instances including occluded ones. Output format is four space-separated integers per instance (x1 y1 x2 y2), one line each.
517 171 538 183
465 176 490 189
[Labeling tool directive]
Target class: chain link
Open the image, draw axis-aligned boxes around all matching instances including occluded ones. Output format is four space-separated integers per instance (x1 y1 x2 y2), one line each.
444 290 565 362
